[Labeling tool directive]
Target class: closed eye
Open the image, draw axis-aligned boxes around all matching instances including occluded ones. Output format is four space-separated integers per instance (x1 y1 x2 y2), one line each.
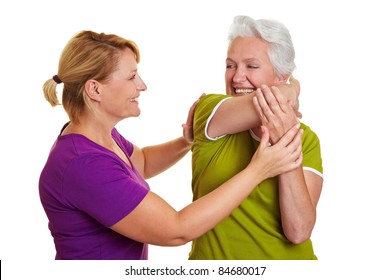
226 63 237 70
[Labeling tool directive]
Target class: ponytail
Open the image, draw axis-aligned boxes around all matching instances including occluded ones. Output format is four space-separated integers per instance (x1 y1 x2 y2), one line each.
42 78 61 106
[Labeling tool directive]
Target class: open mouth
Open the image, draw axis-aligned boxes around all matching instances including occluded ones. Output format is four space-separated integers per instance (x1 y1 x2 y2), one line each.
234 88 255 95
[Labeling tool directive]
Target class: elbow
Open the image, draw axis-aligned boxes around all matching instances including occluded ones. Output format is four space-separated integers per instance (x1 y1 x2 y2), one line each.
283 216 316 245
285 231 311 245
155 235 193 247
152 226 196 247
284 224 313 245
170 236 192 246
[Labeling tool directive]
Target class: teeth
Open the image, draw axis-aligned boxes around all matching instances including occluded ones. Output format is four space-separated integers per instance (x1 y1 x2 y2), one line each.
235 88 255 94
130 97 138 102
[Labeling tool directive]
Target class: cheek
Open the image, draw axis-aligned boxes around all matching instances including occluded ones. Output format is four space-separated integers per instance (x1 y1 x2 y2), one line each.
246 74 263 88
248 69 276 87
225 71 234 84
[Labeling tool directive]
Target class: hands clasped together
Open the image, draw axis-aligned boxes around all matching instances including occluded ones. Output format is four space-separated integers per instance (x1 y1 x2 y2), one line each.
249 79 303 181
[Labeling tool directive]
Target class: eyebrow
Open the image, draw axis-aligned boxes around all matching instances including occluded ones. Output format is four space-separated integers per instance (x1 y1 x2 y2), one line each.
128 68 138 75
226 58 262 64
243 58 262 64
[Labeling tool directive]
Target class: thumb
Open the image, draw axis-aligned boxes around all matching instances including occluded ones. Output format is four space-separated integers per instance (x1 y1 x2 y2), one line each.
260 126 270 149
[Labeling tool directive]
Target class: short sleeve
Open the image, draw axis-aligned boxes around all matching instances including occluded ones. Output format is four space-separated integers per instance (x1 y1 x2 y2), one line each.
301 124 323 177
62 154 149 227
193 94 231 142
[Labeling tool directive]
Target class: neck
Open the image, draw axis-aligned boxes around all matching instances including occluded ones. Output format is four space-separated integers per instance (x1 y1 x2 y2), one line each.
63 116 117 148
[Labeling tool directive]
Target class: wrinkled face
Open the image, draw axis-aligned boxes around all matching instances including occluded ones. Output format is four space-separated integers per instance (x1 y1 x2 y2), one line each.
99 48 147 120
225 36 282 96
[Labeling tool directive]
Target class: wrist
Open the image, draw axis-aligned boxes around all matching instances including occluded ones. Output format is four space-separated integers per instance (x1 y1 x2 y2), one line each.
243 164 266 187
179 136 193 150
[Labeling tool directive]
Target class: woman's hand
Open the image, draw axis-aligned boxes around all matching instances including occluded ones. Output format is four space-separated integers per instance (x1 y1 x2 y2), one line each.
276 76 302 119
249 124 303 180
182 93 205 143
253 85 300 144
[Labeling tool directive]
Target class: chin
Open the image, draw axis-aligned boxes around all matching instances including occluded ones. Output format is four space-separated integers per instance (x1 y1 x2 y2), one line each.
125 110 141 118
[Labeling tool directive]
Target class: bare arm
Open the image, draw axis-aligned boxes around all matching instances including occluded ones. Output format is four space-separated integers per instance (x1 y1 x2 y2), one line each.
130 94 203 179
131 137 191 179
278 168 323 244
208 78 300 139
111 124 303 246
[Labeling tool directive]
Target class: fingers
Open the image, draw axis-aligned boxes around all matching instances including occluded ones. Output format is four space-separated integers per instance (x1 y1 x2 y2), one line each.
256 84 290 119
252 91 266 122
182 93 205 143
272 126 303 172
259 126 270 149
260 84 283 116
253 88 269 124
275 123 301 148
287 128 303 160
268 85 291 114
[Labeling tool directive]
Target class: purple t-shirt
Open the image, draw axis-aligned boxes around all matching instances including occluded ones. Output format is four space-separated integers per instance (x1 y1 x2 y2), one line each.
39 127 150 260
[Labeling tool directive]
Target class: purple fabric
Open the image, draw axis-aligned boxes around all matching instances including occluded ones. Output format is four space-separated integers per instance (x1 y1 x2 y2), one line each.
39 127 150 260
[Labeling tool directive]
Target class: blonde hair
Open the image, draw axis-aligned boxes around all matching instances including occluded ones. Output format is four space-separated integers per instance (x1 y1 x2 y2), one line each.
43 31 140 123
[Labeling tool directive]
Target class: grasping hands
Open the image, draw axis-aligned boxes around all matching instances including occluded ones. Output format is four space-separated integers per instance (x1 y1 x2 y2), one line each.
249 124 303 180
252 84 300 144
182 93 205 143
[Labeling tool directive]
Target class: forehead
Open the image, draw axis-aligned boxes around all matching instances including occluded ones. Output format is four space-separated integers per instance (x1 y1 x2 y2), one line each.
108 48 137 79
227 36 269 61
113 48 137 73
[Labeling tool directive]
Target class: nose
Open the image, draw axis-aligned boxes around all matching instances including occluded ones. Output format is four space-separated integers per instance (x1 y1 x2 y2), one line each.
232 65 247 83
137 75 147 91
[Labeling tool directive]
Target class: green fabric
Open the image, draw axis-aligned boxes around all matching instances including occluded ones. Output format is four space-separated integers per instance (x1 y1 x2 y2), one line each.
189 94 323 260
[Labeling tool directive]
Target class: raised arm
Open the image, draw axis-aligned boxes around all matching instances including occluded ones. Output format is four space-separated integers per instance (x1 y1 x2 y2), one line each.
208 78 300 139
111 124 303 246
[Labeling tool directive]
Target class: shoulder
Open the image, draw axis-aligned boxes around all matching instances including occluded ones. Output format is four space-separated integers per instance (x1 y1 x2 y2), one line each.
300 122 321 146
112 128 134 156
193 94 231 141
300 122 323 175
195 94 232 116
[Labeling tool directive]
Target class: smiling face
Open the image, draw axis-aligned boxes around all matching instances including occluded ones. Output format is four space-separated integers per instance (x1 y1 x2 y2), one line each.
225 36 284 96
98 48 147 121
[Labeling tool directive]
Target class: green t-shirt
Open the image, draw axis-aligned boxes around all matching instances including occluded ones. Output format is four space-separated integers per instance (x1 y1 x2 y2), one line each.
189 94 323 260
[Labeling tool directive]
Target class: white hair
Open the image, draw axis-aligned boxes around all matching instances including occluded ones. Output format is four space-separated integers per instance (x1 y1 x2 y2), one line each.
228 15 296 78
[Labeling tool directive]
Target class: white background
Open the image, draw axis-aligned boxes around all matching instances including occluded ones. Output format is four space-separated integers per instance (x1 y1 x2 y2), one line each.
1 0 389 279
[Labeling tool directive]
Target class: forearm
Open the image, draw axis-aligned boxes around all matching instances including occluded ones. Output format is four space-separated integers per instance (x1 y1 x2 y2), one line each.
171 167 265 245
113 165 265 247
278 167 316 244
209 84 298 139
142 136 191 179
208 92 260 138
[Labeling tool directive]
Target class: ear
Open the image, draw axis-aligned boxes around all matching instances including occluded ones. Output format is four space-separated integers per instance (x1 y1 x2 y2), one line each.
84 79 102 102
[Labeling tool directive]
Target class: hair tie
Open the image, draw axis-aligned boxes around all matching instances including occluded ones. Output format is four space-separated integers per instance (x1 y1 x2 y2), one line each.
52 75 62 84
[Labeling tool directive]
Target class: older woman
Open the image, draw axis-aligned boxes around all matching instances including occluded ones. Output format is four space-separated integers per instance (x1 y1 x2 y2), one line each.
190 16 323 260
